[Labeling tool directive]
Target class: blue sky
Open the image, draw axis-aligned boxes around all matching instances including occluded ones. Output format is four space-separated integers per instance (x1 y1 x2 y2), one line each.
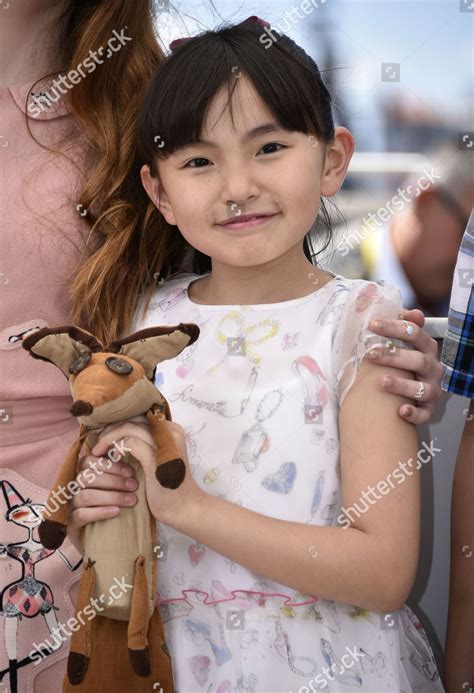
156 0 473 150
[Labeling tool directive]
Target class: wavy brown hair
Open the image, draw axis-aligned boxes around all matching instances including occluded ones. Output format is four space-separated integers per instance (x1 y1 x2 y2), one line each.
27 0 182 345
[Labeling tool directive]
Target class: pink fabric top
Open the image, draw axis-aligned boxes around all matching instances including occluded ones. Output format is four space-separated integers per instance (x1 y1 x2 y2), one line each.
0 76 94 693
0 75 92 443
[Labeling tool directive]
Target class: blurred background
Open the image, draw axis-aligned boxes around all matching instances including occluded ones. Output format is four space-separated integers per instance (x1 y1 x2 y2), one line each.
154 0 473 673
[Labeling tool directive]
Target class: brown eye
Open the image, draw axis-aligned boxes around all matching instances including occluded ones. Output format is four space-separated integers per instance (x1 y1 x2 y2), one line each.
105 357 133 375
69 352 91 374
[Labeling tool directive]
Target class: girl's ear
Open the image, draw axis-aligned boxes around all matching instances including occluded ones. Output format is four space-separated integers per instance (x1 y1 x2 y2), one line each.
320 126 355 197
140 164 177 226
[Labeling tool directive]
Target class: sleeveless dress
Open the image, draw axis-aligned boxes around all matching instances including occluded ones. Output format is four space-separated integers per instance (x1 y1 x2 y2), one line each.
134 270 444 693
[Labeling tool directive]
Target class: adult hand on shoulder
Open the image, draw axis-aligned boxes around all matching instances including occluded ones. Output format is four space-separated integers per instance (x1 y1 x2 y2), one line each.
366 308 444 425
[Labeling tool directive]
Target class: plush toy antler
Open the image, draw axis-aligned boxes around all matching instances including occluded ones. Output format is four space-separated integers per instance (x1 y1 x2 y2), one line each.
22 323 199 690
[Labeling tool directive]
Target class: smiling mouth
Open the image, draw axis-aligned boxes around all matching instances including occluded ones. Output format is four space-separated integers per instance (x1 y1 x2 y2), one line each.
217 213 278 230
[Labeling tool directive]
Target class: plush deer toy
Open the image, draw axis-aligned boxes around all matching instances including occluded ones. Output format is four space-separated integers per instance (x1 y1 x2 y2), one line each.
22 323 200 691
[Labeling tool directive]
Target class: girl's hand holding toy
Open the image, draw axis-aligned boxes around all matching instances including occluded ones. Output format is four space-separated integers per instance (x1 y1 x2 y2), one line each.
83 420 201 526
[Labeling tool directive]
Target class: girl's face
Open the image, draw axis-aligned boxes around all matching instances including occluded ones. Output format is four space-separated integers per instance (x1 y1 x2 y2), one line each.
142 76 353 269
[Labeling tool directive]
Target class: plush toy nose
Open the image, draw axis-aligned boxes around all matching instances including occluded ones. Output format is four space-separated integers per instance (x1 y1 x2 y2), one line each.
70 400 94 416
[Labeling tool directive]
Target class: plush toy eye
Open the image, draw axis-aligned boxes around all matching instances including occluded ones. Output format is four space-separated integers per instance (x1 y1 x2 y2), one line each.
69 352 91 374
105 357 133 375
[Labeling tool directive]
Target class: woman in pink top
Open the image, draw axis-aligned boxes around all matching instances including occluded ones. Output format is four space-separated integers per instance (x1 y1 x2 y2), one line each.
0 2 166 691
0 2 445 692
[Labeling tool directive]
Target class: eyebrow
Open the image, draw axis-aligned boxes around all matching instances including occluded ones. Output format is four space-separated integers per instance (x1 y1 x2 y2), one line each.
181 122 286 149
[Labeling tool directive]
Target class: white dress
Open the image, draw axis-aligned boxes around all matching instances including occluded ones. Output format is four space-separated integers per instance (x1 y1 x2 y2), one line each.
134 270 444 693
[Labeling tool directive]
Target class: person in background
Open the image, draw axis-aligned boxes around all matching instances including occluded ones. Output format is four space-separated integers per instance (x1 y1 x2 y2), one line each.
441 209 474 693
365 144 474 316
0 2 167 692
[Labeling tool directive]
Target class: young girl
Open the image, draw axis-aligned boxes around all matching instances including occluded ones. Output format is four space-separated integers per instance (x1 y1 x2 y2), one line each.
68 18 444 692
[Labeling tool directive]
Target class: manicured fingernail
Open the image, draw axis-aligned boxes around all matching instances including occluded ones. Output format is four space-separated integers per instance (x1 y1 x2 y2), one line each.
382 376 393 388
402 406 412 417
370 320 383 329
368 348 380 358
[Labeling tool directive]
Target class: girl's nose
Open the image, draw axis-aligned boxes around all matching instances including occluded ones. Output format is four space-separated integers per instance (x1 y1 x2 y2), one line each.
221 169 260 207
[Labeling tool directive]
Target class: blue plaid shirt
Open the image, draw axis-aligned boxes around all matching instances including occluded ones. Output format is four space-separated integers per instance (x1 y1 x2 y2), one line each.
441 209 474 399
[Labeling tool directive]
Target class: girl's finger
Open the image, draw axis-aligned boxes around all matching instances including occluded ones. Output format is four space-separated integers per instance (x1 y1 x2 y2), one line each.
77 453 134 478
93 435 158 480
91 424 154 457
69 505 122 529
70 487 137 511
99 420 149 439
74 467 138 494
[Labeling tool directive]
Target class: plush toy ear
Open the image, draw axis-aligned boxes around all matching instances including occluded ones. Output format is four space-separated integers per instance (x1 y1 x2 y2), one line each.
22 326 103 378
107 324 200 380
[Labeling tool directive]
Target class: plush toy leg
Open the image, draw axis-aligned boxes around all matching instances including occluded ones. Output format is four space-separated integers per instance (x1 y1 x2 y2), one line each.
62 610 174 692
127 555 151 676
146 410 186 489
39 425 88 549
67 557 97 685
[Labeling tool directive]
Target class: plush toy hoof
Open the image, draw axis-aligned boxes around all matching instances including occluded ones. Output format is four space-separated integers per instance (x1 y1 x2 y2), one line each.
156 458 186 489
38 519 67 549
67 651 89 684
129 646 151 677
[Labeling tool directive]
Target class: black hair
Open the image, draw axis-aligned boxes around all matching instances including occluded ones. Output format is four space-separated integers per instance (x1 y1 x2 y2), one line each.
138 18 338 276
